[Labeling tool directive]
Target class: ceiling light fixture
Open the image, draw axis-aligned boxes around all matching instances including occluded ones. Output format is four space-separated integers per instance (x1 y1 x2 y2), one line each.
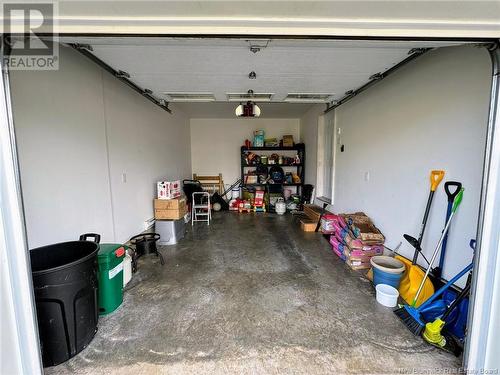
235 101 261 118
235 91 261 117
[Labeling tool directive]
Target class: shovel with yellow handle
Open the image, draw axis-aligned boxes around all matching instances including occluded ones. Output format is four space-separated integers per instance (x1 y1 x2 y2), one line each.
397 170 445 306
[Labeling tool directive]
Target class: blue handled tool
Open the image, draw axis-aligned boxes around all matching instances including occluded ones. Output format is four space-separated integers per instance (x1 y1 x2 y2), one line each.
434 181 462 280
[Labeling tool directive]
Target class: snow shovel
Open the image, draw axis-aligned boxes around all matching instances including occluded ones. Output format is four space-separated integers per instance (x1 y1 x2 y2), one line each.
433 181 462 280
412 188 463 306
397 170 444 306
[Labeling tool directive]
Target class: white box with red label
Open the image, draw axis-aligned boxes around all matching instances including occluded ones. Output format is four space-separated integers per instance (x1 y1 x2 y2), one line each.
157 180 181 200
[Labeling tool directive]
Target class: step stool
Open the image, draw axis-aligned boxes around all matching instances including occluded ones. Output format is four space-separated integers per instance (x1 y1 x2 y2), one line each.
192 191 211 226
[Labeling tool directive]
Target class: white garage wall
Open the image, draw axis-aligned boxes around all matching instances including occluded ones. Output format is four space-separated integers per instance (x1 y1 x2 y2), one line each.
11 47 114 247
101 74 191 242
332 46 491 284
10 46 191 247
190 118 300 186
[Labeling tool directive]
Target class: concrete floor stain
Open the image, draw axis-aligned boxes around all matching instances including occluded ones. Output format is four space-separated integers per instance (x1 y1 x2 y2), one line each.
47 213 461 374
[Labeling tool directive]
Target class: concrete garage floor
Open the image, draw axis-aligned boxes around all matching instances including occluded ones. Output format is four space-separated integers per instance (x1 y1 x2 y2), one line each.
48 213 461 375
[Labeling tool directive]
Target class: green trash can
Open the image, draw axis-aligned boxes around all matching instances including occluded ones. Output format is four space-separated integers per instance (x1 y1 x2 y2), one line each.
97 244 126 315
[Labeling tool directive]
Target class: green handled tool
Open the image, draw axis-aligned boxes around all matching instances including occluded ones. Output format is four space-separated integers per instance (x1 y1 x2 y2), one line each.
411 188 464 307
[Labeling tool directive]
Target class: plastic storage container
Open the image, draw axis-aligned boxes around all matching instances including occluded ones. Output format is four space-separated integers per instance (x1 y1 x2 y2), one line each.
370 255 405 288
253 129 265 147
156 218 185 245
30 240 99 367
97 244 125 315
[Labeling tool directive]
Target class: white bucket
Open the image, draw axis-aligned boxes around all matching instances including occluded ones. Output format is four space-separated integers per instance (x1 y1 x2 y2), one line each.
231 188 240 199
375 284 399 307
123 253 132 287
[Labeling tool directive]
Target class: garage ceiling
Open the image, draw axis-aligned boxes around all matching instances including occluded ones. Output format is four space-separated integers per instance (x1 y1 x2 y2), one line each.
59 37 468 115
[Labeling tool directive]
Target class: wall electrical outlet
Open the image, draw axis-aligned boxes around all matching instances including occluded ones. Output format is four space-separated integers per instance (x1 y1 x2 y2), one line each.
121 173 127 183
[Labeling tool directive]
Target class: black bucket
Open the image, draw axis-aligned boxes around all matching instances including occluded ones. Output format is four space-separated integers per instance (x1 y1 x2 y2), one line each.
30 239 99 367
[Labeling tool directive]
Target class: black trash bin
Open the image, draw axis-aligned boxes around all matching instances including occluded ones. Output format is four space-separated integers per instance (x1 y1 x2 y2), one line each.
30 238 100 367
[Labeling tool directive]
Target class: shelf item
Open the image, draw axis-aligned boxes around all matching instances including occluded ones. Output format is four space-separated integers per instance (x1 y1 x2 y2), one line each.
243 183 303 187
241 144 304 171
240 144 305 197
243 164 303 168
241 145 304 151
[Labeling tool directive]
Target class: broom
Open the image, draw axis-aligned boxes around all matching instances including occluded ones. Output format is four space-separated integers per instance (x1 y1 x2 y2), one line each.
394 188 464 335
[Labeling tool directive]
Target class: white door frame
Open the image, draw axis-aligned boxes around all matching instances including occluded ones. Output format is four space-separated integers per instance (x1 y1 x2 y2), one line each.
315 114 325 199
315 113 337 204
1 34 499 373
465 43 500 372
0 43 43 374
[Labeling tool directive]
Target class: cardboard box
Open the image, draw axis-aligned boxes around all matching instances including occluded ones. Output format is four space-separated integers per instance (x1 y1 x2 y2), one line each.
303 204 323 223
154 197 186 210
264 138 278 147
155 205 188 220
300 219 317 232
282 135 294 147
157 180 181 200
340 212 385 244
154 197 187 220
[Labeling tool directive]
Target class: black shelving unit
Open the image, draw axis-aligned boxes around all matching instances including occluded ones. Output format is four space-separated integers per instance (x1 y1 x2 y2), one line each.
240 144 305 196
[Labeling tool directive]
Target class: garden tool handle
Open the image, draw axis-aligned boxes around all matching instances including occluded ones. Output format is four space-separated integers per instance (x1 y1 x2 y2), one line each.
452 188 464 213
444 181 462 203
430 170 445 192
437 185 464 276
411 170 444 265
419 262 473 309
414 189 465 305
